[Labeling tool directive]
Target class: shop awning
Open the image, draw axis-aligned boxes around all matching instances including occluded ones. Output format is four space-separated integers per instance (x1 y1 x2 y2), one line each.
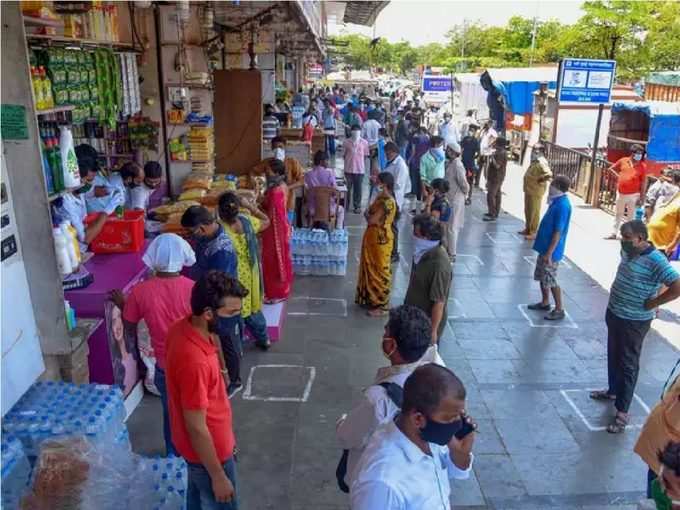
342 1 389 26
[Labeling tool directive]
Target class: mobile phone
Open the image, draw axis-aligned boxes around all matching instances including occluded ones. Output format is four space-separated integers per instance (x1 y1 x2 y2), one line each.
455 417 477 440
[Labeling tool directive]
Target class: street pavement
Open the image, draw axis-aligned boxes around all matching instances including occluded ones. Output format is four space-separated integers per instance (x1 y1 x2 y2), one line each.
127 155 679 510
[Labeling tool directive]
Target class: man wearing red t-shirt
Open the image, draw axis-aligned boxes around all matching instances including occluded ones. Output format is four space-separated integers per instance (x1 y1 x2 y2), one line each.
166 271 248 509
606 144 648 239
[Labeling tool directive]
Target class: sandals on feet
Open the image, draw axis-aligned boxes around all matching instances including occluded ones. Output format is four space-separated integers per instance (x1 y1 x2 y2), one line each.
527 302 551 311
606 412 628 434
589 390 616 401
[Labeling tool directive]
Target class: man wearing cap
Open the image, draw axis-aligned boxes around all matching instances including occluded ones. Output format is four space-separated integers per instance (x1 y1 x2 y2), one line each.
483 136 508 222
444 141 470 261
520 144 552 240
605 144 649 240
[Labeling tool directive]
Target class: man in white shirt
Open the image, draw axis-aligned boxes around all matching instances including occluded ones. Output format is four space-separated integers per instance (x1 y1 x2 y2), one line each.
350 363 476 510
383 142 411 262
479 121 498 186
362 115 382 148
460 109 478 138
128 161 163 211
439 112 459 147
336 305 442 490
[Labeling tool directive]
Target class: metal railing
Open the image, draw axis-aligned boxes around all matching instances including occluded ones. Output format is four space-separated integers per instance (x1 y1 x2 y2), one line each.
596 159 617 215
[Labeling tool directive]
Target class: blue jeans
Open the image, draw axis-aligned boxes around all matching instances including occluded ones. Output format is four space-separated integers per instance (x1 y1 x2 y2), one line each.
187 457 238 510
325 134 336 155
154 366 177 457
244 311 269 344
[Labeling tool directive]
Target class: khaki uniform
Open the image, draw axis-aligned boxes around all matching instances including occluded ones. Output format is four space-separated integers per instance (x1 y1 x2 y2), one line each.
523 157 552 234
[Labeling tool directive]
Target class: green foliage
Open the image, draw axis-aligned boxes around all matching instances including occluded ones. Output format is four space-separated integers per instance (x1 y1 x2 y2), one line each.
329 0 680 82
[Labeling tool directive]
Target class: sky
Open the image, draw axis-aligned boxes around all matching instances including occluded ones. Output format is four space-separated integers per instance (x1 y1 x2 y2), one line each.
329 0 586 46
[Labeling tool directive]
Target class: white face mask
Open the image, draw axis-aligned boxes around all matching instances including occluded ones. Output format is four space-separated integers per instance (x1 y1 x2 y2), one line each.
413 237 440 264
351 131 361 141
274 148 285 161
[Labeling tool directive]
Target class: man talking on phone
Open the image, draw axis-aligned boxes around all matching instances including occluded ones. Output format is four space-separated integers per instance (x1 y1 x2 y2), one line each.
350 364 476 509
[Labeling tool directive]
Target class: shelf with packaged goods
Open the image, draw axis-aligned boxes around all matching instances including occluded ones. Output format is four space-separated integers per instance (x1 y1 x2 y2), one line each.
170 159 214 164
25 33 140 52
23 15 64 28
35 105 76 116
165 83 213 90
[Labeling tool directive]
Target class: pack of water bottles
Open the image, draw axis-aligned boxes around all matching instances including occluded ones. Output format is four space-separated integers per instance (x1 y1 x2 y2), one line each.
130 455 188 509
292 228 348 276
1 435 31 509
2 381 128 458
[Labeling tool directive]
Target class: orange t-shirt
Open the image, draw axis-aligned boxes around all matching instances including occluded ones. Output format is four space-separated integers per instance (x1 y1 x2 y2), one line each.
612 157 647 195
166 317 235 463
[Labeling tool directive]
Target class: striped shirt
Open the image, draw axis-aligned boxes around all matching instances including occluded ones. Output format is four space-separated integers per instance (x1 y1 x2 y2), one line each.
608 246 679 321
262 115 280 141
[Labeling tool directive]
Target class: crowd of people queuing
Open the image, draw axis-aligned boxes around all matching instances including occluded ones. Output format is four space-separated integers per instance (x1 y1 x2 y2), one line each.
62 81 680 509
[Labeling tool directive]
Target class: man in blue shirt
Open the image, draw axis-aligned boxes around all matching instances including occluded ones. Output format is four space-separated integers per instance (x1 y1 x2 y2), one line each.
181 205 244 397
590 220 680 433
528 175 572 321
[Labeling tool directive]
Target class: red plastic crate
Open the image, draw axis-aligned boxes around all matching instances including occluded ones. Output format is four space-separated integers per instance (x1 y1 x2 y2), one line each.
85 210 145 253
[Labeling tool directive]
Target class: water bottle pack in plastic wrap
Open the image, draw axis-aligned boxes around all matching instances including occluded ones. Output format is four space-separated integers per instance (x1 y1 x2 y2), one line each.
2 381 129 458
1 435 31 509
19 437 187 510
292 228 348 276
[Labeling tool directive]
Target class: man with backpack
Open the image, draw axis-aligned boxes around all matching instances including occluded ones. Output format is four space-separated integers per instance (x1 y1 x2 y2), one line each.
335 305 443 492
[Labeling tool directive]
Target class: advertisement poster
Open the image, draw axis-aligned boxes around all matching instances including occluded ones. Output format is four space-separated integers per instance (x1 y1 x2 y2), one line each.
105 301 142 397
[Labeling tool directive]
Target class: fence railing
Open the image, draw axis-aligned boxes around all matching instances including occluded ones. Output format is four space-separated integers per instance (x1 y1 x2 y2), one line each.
543 141 614 211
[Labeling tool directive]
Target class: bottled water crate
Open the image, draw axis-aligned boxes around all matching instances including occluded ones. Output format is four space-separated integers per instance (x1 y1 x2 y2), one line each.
2 381 129 458
1 435 31 509
292 228 348 276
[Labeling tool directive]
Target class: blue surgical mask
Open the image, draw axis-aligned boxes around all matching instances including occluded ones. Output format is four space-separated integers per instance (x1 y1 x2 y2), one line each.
217 314 242 339
420 416 463 446
431 147 445 162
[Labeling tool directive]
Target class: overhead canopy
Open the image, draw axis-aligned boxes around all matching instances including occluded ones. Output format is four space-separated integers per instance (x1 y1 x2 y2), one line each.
342 1 389 26
611 101 680 162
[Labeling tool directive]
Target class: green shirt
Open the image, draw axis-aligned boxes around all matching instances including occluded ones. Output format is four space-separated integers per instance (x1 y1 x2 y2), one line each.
404 245 452 338
420 151 445 185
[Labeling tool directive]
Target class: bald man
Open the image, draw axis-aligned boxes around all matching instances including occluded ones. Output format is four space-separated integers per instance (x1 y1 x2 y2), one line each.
350 364 476 509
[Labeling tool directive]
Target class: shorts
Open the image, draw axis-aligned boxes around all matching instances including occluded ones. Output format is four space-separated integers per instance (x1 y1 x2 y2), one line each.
534 256 559 288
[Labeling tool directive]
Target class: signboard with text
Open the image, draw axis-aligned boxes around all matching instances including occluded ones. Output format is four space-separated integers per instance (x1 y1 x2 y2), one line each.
422 75 453 93
557 58 616 104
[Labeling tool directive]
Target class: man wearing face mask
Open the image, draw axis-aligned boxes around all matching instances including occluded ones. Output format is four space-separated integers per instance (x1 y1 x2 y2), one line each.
57 144 109 251
590 220 680 433
419 136 446 206
384 142 411 262
165 271 247 509
520 144 552 240
128 161 162 211
74 143 126 215
404 215 452 343
350 363 475 510
527 175 572 321
336 305 443 492
606 144 649 240
343 125 371 214
181 206 243 397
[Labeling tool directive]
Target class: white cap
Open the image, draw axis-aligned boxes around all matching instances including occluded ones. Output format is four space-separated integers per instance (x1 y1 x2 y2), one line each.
446 141 461 154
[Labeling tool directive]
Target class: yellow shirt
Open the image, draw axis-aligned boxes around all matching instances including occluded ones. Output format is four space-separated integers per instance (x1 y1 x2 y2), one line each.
523 157 552 196
648 192 680 250
221 215 262 318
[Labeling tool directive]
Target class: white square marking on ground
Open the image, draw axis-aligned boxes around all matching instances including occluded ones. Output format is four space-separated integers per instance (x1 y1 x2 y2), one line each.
517 304 579 329
456 254 485 265
287 297 348 317
559 389 649 432
523 255 573 270
485 232 523 244
242 364 316 402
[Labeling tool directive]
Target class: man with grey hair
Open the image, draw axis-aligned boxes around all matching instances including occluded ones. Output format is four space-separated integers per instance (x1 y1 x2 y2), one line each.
590 220 680 433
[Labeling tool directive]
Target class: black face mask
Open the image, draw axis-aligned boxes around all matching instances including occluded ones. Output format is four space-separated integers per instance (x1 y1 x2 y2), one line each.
75 183 92 195
420 416 463 446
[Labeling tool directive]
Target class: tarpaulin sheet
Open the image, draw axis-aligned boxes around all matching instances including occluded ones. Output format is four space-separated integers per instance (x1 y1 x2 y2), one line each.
612 101 680 162
503 80 557 115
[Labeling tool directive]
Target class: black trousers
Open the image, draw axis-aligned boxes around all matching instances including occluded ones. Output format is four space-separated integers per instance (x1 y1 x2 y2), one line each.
219 321 244 385
606 308 651 413
345 172 364 211
391 214 400 258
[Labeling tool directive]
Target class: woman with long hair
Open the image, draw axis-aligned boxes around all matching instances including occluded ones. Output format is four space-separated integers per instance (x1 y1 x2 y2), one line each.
356 172 398 317
218 192 272 350
261 158 294 302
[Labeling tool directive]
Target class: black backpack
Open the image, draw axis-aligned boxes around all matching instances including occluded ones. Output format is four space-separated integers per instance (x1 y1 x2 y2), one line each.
335 382 404 493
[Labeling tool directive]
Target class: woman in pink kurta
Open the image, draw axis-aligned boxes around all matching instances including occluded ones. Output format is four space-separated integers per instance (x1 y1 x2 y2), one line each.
261 159 293 302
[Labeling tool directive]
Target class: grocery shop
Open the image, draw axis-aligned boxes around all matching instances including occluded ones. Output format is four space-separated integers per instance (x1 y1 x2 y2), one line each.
0 1 332 506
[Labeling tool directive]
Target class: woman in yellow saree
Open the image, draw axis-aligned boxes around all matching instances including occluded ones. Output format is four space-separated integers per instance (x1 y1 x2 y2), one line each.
356 172 398 317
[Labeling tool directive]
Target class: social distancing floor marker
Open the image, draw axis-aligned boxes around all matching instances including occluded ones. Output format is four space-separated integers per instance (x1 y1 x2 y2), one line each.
517 304 579 329
559 388 649 432
456 254 485 265
287 297 348 317
242 365 316 402
485 232 523 244
448 298 467 319
523 255 573 270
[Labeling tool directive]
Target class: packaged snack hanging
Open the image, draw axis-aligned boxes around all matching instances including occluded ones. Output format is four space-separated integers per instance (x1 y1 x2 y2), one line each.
59 125 81 189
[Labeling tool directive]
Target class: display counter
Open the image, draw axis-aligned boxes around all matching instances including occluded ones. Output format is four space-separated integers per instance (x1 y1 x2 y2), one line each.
65 242 150 384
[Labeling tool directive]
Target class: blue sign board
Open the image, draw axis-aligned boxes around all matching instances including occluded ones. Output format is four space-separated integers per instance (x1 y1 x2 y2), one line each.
558 58 616 104
422 76 453 93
